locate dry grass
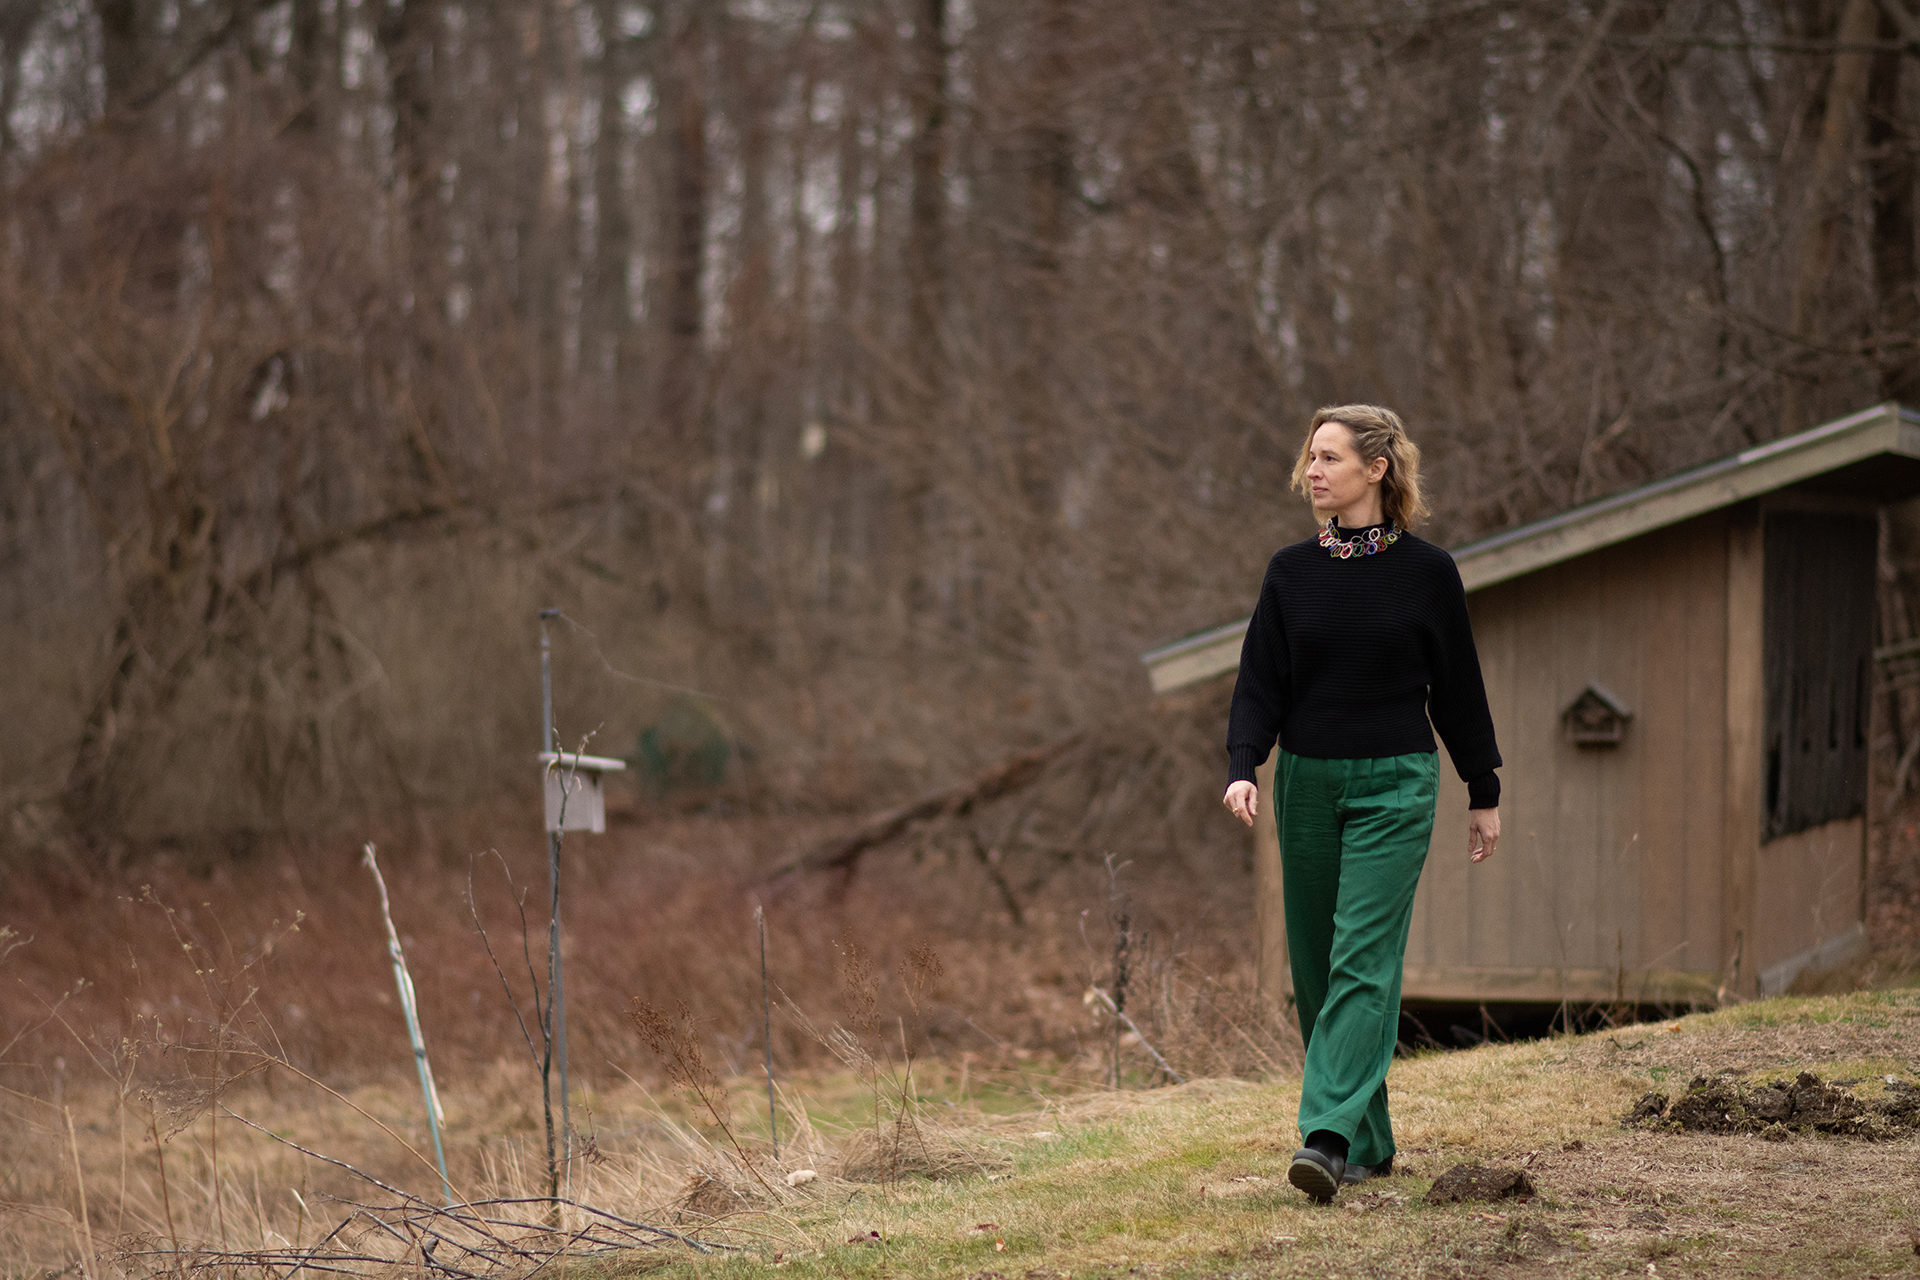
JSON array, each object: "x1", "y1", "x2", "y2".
[
  {"x1": 0, "y1": 811, "x2": 1270, "y2": 1080},
  {"x1": 9, "y1": 983, "x2": 1920, "y2": 1277},
  {"x1": 0, "y1": 682, "x2": 1266, "y2": 1084},
  {"x1": 9, "y1": 787, "x2": 1920, "y2": 1277},
  {"x1": 0, "y1": 1036, "x2": 1091, "y2": 1274},
  {"x1": 0, "y1": 793, "x2": 1295, "y2": 1276},
  {"x1": 629, "y1": 991, "x2": 1920, "y2": 1280}
]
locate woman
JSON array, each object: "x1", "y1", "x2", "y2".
[{"x1": 1223, "y1": 404, "x2": 1502, "y2": 1203}]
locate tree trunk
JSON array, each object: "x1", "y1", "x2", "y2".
[
  {"x1": 98, "y1": 0, "x2": 143, "y2": 119},
  {"x1": 287, "y1": 0, "x2": 325, "y2": 132},
  {"x1": 1781, "y1": 0, "x2": 1881, "y2": 433},
  {"x1": 906, "y1": 0, "x2": 947, "y2": 378},
  {"x1": 659, "y1": 0, "x2": 708, "y2": 454},
  {"x1": 0, "y1": 3, "x2": 44, "y2": 165},
  {"x1": 376, "y1": 0, "x2": 440, "y2": 255},
  {"x1": 1005, "y1": 0, "x2": 1075, "y2": 525},
  {"x1": 592, "y1": 0, "x2": 638, "y2": 408},
  {"x1": 1869, "y1": 2, "x2": 1920, "y2": 402}
]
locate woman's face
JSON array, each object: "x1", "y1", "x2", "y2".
[{"x1": 1304, "y1": 422, "x2": 1389, "y2": 517}]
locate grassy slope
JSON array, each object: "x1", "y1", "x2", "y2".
[{"x1": 645, "y1": 991, "x2": 1920, "y2": 1280}]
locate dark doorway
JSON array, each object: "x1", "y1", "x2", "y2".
[{"x1": 1762, "y1": 509, "x2": 1877, "y2": 841}]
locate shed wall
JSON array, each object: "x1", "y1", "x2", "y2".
[
  {"x1": 1405, "y1": 511, "x2": 1731, "y2": 1001},
  {"x1": 1751, "y1": 816, "x2": 1865, "y2": 987}
]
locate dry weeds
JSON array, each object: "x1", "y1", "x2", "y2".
[
  {"x1": 9, "y1": 989, "x2": 1919, "y2": 1277},
  {"x1": 622, "y1": 990, "x2": 1920, "y2": 1280},
  {"x1": 9, "y1": 798, "x2": 1920, "y2": 1278},
  {"x1": 0, "y1": 689, "x2": 1274, "y2": 1086},
  {"x1": 0, "y1": 800, "x2": 1292, "y2": 1275}
]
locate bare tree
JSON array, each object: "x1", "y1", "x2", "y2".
[{"x1": 3, "y1": 0, "x2": 1920, "y2": 847}]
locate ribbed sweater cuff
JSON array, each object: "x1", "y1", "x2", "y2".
[
  {"x1": 1227, "y1": 745, "x2": 1267, "y2": 787},
  {"x1": 1467, "y1": 770, "x2": 1501, "y2": 810}
]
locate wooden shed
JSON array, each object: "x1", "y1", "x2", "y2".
[{"x1": 1143, "y1": 403, "x2": 1920, "y2": 1006}]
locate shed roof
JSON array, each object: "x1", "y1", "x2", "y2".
[{"x1": 1142, "y1": 401, "x2": 1920, "y2": 694}]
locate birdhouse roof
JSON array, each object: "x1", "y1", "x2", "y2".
[
  {"x1": 1562, "y1": 682, "x2": 1633, "y2": 721},
  {"x1": 538, "y1": 751, "x2": 628, "y2": 773}
]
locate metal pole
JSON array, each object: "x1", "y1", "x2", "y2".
[
  {"x1": 541, "y1": 613, "x2": 555, "y2": 756},
  {"x1": 551, "y1": 823, "x2": 569, "y2": 1189},
  {"x1": 539, "y1": 610, "x2": 571, "y2": 1192},
  {"x1": 757, "y1": 905, "x2": 778, "y2": 1159}
]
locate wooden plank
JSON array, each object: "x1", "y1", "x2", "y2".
[
  {"x1": 1502, "y1": 561, "x2": 1566, "y2": 971},
  {"x1": 1428, "y1": 765, "x2": 1472, "y2": 953},
  {"x1": 1401, "y1": 964, "x2": 1722, "y2": 1005},
  {"x1": 1145, "y1": 633, "x2": 1243, "y2": 693},
  {"x1": 1591, "y1": 538, "x2": 1645, "y2": 982},
  {"x1": 1555, "y1": 552, "x2": 1608, "y2": 970},
  {"x1": 1466, "y1": 578, "x2": 1518, "y2": 948},
  {"x1": 1636, "y1": 522, "x2": 1694, "y2": 974},
  {"x1": 1757, "y1": 921, "x2": 1868, "y2": 995},
  {"x1": 1750, "y1": 815, "x2": 1866, "y2": 974},
  {"x1": 1253, "y1": 750, "x2": 1288, "y2": 1010},
  {"x1": 1414, "y1": 577, "x2": 1513, "y2": 969},
  {"x1": 1485, "y1": 573, "x2": 1543, "y2": 971},
  {"x1": 1723, "y1": 505, "x2": 1766, "y2": 997},
  {"x1": 1682, "y1": 512, "x2": 1730, "y2": 974}
]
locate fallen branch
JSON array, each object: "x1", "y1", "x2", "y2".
[
  {"x1": 1087, "y1": 986, "x2": 1185, "y2": 1084},
  {"x1": 124, "y1": 1187, "x2": 734, "y2": 1280},
  {"x1": 761, "y1": 736, "x2": 1080, "y2": 887},
  {"x1": 120, "y1": 1250, "x2": 391, "y2": 1278},
  {"x1": 456, "y1": 1196, "x2": 728, "y2": 1250}
]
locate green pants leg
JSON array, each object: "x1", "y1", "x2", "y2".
[{"x1": 1275, "y1": 750, "x2": 1437, "y2": 1168}]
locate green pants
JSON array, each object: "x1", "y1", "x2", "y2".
[{"x1": 1275, "y1": 749, "x2": 1437, "y2": 1168}]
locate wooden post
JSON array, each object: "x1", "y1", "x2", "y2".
[
  {"x1": 1722, "y1": 508, "x2": 1765, "y2": 999},
  {"x1": 1253, "y1": 750, "x2": 1290, "y2": 1011}
]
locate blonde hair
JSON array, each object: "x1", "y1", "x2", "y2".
[{"x1": 1290, "y1": 403, "x2": 1431, "y2": 530}]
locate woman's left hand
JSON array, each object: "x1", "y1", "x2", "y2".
[{"x1": 1468, "y1": 807, "x2": 1500, "y2": 863}]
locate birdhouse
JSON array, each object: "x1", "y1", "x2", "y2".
[
  {"x1": 538, "y1": 752, "x2": 627, "y2": 833},
  {"x1": 1561, "y1": 683, "x2": 1633, "y2": 746}
]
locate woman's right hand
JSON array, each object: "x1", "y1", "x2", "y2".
[{"x1": 1224, "y1": 780, "x2": 1259, "y2": 827}]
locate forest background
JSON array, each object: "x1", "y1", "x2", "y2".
[{"x1": 9, "y1": 0, "x2": 1920, "y2": 1080}]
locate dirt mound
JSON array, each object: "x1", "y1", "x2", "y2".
[
  {"x1": 1422, "y1": 1163, "x2": 1537, "y2": 1204},
  {"x1": 1625, "y1": 1070, "x2": 1920, "y2": 1140}
]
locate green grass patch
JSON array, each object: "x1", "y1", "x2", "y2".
[{"x1": 625, "y1": 993, "x2": 1920, "y2": 1279}]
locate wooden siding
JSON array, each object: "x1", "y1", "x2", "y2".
[
  {"x1": 1399, "y1": 964, "x2": 1721, "y2": 1005},
  {"x1": 1405, "y1": 511, "x2": 1731, "y2": 996},
  {"x1": 1750, "y1": 815, "x2": 1866, "y2": 979},
  {"x1": 1723, "y1": 508, "x2": 1766, "y2": 997}
]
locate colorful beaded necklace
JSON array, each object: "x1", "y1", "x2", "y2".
[{"x1": 1318, "y1": 518, "x2": 1401, "y2": 560}]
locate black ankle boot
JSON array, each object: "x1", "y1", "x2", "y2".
[
  {"x1": 1288, "y1": 1132, "x2": 1348, "y2": 1203},
  {"x1": 1307, "y1": 1130, "x2": 1349, "y2": 1161},
  {"x1": 1342, "y1": 1153, "x2": 1393, "y2": 1184}
]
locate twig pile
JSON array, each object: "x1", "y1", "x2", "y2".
[{"x1": 118, "y1": 1193, "x2": 730, "y2": 1278}]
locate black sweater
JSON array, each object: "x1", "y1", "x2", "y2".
[{"x1": 1226, "y1": 526, "x2": 1503, "y2": 809}]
